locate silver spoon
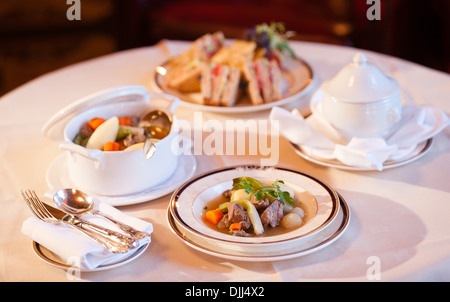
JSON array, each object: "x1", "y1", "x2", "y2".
[
  {"x1": 138, "y1": 109, "x2": 172, "y2": 160},
  {"x1": 143, "y1": 138, "x2": 157, "y2": 159},
  {"x1": 53, "y1": 189, "x2": 150, "y2": 240},
  {"x1": 139, "y1": 109, "x2": 173, "y2": 140}
]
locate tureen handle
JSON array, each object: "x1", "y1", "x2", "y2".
[
  {"x1": 58, "y1": 142, "x2": 105, "y2": 170},
  {"x1": 146, "y1": 92, "x2": 180, "y2": 113}
]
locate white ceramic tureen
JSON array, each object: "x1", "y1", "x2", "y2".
[
  {"x1": 43, "y1": 85, "x2": 180, "y2": 196},
  {"x1": 320, "y1": 52, "x2": 402, "y2": 138}
]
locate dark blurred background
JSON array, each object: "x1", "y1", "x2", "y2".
[{"x1": 1, "y1": 0, "x2": 449, "y2": 96}]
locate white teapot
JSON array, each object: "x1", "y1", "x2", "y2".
[{"x1": 320, "y1": 52, "x2": 402, "y2": 138}]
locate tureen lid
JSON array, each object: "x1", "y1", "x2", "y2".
[
  {"x1": 42, "y1": 85, "x2": 150, "y2": 140},
  {"x1": 42, "y1": 85, "x2": 180, "y2": 141},
  {"x1": 322, "y1": 52, "x2": 399, "y2": 103}
]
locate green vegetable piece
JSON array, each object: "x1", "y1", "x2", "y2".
[
  {"x1": 73, "y1": 133, "x2": 89, "y2": 147},
  {"x1": 232, "y1": 177, "x2": 264, "y2": 193},
  {"x1": 232, "y1": 177, "x2": 294, "y2": 206}
]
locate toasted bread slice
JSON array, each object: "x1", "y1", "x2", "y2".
[
  {"x1": 212, "y1": 40, "x2": 256, "y2": 70},
  {"x1": 220, "y1": 67, "x2": 241, "y2": 106},
  {"x1": 242, "y1": 61, "x2": 264, "y2": 105},
  {"x1": 201, "y1": 63, "x2": 241, "y2": 106},
  {"x1": 165, "y1": 32, "x2": 225, "y2": 92},
  {"x1": 269, "y1": 59, "x2": 283, "y2": 101},
  {"x1": 211, "y1": 65, "x2": 230, "y2": 105},
  {"x1": 164, "y1": 59, "x2": 202, "y2": 92},
  {"x1": 254, "y1": 58, "x2": 272, "y2": 102},
  {"x1": 196, "y1": 31, "x2": 225, "y2": 60},
  {"x1": 200, "y1": 62, "x2": 213, "y2": 102},
  {"x1": 243, "y1": 57, "x2": 283, "y2": 104}
]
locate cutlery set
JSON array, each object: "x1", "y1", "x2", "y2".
[{"x1": 21, "y1": 189, "x2": 150, "y2": 254}]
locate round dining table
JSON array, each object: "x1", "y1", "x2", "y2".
[{"x1": 1, "y1": 39, "x2": 449, "y2": 283}]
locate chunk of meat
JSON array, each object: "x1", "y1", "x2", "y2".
[
  {"x1": 250, "y1": 195, "x2": 269, "y2": 210},
  {"x1": 123, "y1": 132, "x2": 146, "y2": 147},
  {"x1": 260, "y1": 200, "x2": 284, "y2": 228},
  {"x1": 222, "y1": 189, "x2": 232, "y2": 199},
  {"x1": 217, "y1": 202, "x2": 251, "y2": 231},
  {"x1": 79, "y1": 123, "x2": 94, "y2": 138},
  {"x1": 231, "y1": 230, "x2": 250, "y2": 237},
  {"x1": 227, "y1": 202, "x2": 251, "y2": 230}
]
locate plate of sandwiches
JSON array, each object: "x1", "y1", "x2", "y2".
[{"x1": 153, "y1": 24, "x2": 315, "y2": 113}]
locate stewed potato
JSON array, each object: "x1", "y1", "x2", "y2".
[
  {"x1": 290, "y1": 207, "x2": 305, "y2": 218},
  {"x1": 281, "y1": 212, "x2": 303, "y2": 229}
]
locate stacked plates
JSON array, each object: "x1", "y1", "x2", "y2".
[{"x1": 167, "y1": 166, "x2": 350, "y2": 261}]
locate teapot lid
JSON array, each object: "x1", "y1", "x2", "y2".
[{"x1": 322, "y1": 52, "x2": 399, "y2": 103}]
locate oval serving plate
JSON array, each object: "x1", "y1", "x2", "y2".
[
  {"x1": 169, "y1": 166, "x2": 339, "y2": 250},
  {"x1": 153, "y1": 57, "x2": 314, "y2": 113}
]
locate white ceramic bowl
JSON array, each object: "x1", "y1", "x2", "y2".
[
  {"x1": 44, "y1": 85, "x2": 181, "y2": 196},
  {"x1": 169, "y1": 166, "x2": 340, "y2": 256},
  {"x1": 321, "y1": 53, "x2": 402, "y2": 138}
]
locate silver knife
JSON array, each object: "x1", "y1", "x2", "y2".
[{"x1": 43, "y1": 202, "x2": 139, "y2": 254}]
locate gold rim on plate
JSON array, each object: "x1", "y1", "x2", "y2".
[
  {"x1": 167, "y1": 192, "x2": 350, "y2": 261},
  {"x1": 169, "y1": 165, "x2": 340, "y2": 246}
]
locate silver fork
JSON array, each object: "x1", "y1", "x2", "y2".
[{"x1": 22, "y1": 190, "x2": 134, "y2": 254}]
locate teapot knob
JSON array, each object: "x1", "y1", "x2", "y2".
[{"x1": 353, "y1": 52, "x2": 367, "y2": 65}]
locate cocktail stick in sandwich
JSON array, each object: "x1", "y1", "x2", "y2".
[
  {"x1": 201, "y1": 63, "x2": 241, "y2": 106},
  {"x1": 243, "y1": 57, "x2": 282, "y2": 104},
  {"x1": 164, "y1": 32, "x2": 225, "y2": 92}
]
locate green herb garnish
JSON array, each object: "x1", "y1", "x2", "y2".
[
  {"x1": 245, "y1": 22, "x2": 297, "y2": 59},
  {"x1": 232, "y1": 177, "x2": 294, "y2": 206}
]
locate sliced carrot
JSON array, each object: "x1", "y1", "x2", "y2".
[
  {"x1": 229, "y1": 223, "x2": 242, "y2": 231},
  {"x1": 205, "y1": 209, "x2": 224, "y2": 225},
  {"x1": 87, "y1": 117, "x2": 106, "y2": 130},
  {"x1": 118, "y1": 116, "x2": 132, "y2": 126},
  {"x1": 103, "y1": 141, "x2": 120, "y2": 151}
]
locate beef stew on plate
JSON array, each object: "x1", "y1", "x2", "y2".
[{"x1": 202, "y1": 176, "x2": 311, "y2": 237}]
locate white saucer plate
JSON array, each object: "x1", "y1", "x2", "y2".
[
  {"x1": 46, "y1": 153, "x2": 197, "y2": 206},
  {"x1": 288, "y1": 88, "x2": 435, "y2": 171},
  {"x1": 32, "y1": 241, "x2": 150, "y2": 272},
  {"x1": 290, "y1": 139, "x2": 432, "y2": 171}
]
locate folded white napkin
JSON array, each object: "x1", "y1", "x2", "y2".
[
  {"x1": 270, "y1": 90, "x2": 449, "y2": 170},
  {"x1": 21, "y1": 199, "x2": 153, "y2": 271}
]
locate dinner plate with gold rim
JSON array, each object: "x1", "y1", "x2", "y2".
[
  {"x1": 167, "y1": 193, "x2": 350, "y2": 261},
  {"x1": 169, "y1": 165, "x2": 340, "y2": 251},
  {"x1": 152, "y1": 57, "x2": 314, "y2": 113},
  {"x1": 290, "y1": 138, "x2": 433, "y2": 171},
  {"x1": 32, "y1": 241, "x2": 150, "y2": 272}
]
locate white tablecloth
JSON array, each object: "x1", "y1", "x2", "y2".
[{"x1": 1, "y1": 40, "x2": 449, "y2": 282}]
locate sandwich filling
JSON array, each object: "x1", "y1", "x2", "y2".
[{"x1": 201, "y1": 63, "x2": 241, "y2": 107}]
